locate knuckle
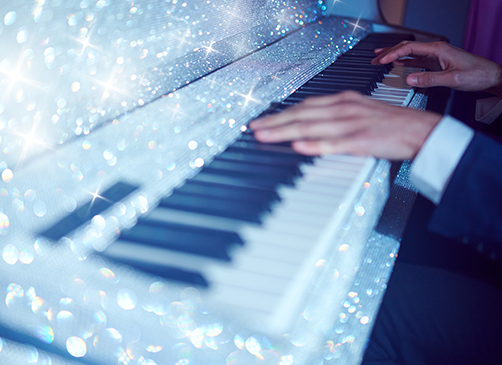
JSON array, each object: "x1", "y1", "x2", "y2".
[{"x1": 420, "y1": 73, "x2": 435, "y2": 86}]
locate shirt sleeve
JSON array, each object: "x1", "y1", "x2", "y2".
[{"x1": 410, "y1": 116, "x2": 474, "y2": 204}]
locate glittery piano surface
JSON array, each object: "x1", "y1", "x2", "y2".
[{"x1": 0, "y1": 1, "x2": 403, "y2": 364}]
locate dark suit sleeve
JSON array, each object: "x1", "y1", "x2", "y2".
[{"x1": 427, "y1": 132, "x2": 502, "y2": 259}]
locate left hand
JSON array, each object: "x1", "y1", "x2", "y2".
[{"x1": 249, "y1": 91, "x2": 442, "y2": 160}]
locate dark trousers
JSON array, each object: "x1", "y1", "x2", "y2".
[{"x1": 362, "y1": 195, "x2": 502, "y2": 365}]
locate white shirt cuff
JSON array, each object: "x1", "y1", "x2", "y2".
[
  {"x1": 410, "y1": 116, "x2": 474, "y2": 204},
  {"x1": 476, "y1": 97, "x2": 502, "y2": 124}
]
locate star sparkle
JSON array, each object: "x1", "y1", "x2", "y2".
[
  {"x1": 0, "y1": 56, "x2": 44, "y2": 105},
  {"x1": 347, "y1": 14, "x2": 364, "y2": 35},
  {"x1": 7, "y1": 122, "x2": 55, "y2": 168},
  {"x1": 82, "y1": 186, "x2": 113, "y2": 218}
]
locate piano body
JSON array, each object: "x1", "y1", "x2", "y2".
[{"x1": 0, "y1": 1, "x2": 446, "y2": 364}]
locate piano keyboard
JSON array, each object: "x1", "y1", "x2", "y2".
[{"x1": 90, "y1": 32, "x2": 420, "y2": 332}]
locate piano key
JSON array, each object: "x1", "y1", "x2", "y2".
[
  {"x1": 192, "y1": 170, "x2": 283, "y2": 190},
  {"x1": 216, "y1": 150, "x2": 308, "y2": 167},
  {"x1": 107, "y1": 239, "x2": 299, "y2": 279},
  {"x1": 176, "y1": 180, "x2": 281, "y2": 203},
  {"x1": 208, "y1": 159, "x2": 302, "y2": 178},
  {"x1": 318, "y1": 69, "x2": 384, "y2": 80},
  {"x1": 39, "y1": 181, "x2": 140, "y2": 241},
  {"x1": 300, "y1": 83, "x2": 374, "y2": 93},
  {"x1": 102, "y1": 253, "x2": 210, "y2": 287},
  {"x1": 308, "y1": 78, "x2": 378, "y2": 90},
  {"x1": 202, "y1": 166, "x2": 296, "y2": 187},
  {"x1": 159, "y1": 192, "x2": 271, "y2": 223},
  {"x1": 142, "y1": 207, "x2": 316, "y2": 252},
  {"x1": 119, "y1": 221, "x2": 242, "y2": 260},
  {"x1": 225, "y1": 145, "x2": 315, "y2": 163},
  {"x1": 157, "y1": 192, "x2": 269, "y2": 223}
]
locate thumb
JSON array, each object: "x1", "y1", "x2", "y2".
[{"x1": 407, "y1": 71, "x2": 453, "y2": 88}]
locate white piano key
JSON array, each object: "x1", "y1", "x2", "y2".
[
  {"x1": 277, "y1": 187, "x2": 343, "y2": 206},
  {"x1": 266, "y1": 207, "x2": 330, "y2": 228},
  {"x1": 209, "y1": 285, "x2": 280, "y2": 313},
  {"x1": 239, "y1": 227, "x2": 319, "y2": 250},
  {"x1": 278, "y1": 181, "x2": 348, "y2": 199},
  {"x1": 206, "y1": 267, "x2": 290, "y2": 295}
]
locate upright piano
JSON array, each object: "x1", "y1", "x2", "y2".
[{"x1": 0, "y1": 1, "x2": 446, "y2": 364}]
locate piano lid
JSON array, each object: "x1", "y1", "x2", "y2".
[{"x1": 0, "y1": 0, "x2": 325, "y2": 169}]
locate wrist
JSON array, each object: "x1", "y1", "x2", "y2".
[{"x1": 485, "y1": 63, "x2": 502, "y2": 98}]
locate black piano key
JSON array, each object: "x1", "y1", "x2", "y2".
[
  {"x1": 227, "y1": 140, "x2": 313, "y2": 159},
  {"x1": 40, "y1": 181, "x2": 140, "y2": 241},
  {"x1": 299, "y1": 84, "x2": 374, "y2": 94},
  {"x1": 216, "y1": 149, "x2": 308, "y2": 167},
  {"x1": 192, "y1": 171, "x2": 282, "y2": 191},
  {"x1": 202, "y1": 166, "x2": 296, "y2": 187},
  {"x1": 309, "y1": 75, "x2": 378, "y2": 88},
  {"x1": 177, "y1": 180, "x2": 281, "y2": 204},
  {"x1": 317, "y1": 70, "x2": 384, "y2": 82},
  {"x1": 120, "y1": 221, "x2": 241, "y2": 259},
  {"x1": 286, "y1": 86, "x2": 370, "y2": 100},
  {"x1": 326, "y1": 65, "x2": 387, "y2": 79},
  {"x1": 208, "y1": 159, "x2": 301, "y2": 179},
  {"x1": 100, "y1": 256, "x2": 209, "y2": 287},
  {"x1": 157, "y1": 191, "x2": 269, "y2": 222},
  {"x1": 225, "y1": 145, "x2": 315, "y2": 163}
]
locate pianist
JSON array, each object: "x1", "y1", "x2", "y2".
[{"x1": 250, "y1": 41, "x2": 502, "y2": 364}]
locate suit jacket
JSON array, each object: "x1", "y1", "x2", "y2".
[{"x1": 428, "y1": 132, "x2": 502, "y2": 260}]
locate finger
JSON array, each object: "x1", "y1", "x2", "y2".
[
  {"x1": 406, "y1": 70, "x2": 455, "y2": 88},
  {"x1": 391, "y1": 58, "x2": 428, "y2": 69},
  {"x1": 292, "y1": 137, "x2": 364, "y2": 156},
  {"x1": 254, "y1": 119, "x2": 358, "y2": 143},
  {"x1": 250, "y1": 92, "x2": 365, "y2": 130},
  {"x1": 373, "y1": 47, "x2": 388, "y2": 55},
  {"x1": 372, "y1": 41, "x2": 439, "y2": 65}
]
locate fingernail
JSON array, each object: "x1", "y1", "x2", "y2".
[
  {"x1": 408, "y1": 75, "x2": 418, "y2": 86},
  {"x1": 248, "y1": 120, "x2": 260, "y2": 129},
  {"x1": 374, "y1": 48, "x2": 383, "y2": 53}
]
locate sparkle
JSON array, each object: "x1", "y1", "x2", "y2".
[
  {"x1": 0, "y1": 57, "x2": 44, "y2": 105},
  {"x1": 347, "y1": 14, "x2": 364, "y2": 35},
  {"x1": 7, "y1": 122, "x2": 55, "y2": 168},
  {"x1": 205, "y1": 77, "x2": 222, "y2": 89},
  {"x1": 235, "y1": 86, "x2": 263, "y2": 113},
  {"x1": 163, "y1": 102, "x2": 185, "y2": 122},
  {"x1": 82, "y1": 186, "x2": 113, "y2": 218},
  {"x1": 331, "y1": 0, "x2": 345, "y2": 7},
  {"x1": 272, "y1": 71, "x2": 284, "y2": 81},
  {"x1": 70, "y1": 27, "x2": 100, "y2": 55},
  {"x1": 88, "y1": 71, "x2": 132, "y2": 110},
  {"x1": 201, "y1": 40, "x2": 219, "y2": 55}
]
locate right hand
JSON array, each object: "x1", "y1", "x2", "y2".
[{"x1": 371, "y1": 41, "x2": 502, "y2": 97}]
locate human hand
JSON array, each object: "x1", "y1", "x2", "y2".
[
  {"x1": 372, "y1": 41, "x2": 502, "y2": 97},
  {"x1": 250, "y1": 91, "x2": 442, "y2": 160}
]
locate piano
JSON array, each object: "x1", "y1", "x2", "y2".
[{"x1": 0, "y1": 1, "x2": 447, "y2": 364}]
